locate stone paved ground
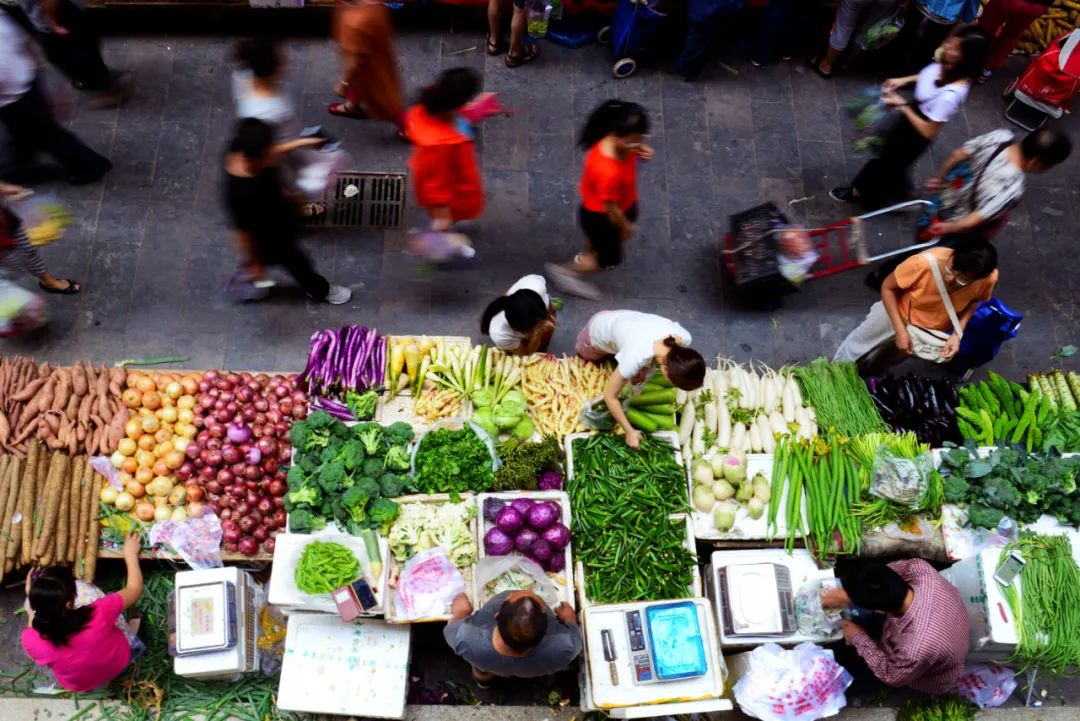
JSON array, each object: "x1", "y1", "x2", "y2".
[{"x1": 0, "y1": 7, "x2": 1077, "y2": 380}]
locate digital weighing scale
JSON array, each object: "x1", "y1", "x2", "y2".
[
  {"x1": 173, "y1": 567, "x2": 260, "y2": 680},
  {"x1": 718, "y1": 562, "x2": 797, "y2": 637},
  {"x1": 623, "y1": 601, "x2": 708, "y2": 684}
]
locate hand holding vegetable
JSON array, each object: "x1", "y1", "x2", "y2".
[
  {"x1": 624, "y1": 428, "x2": 642, "y2": 449},
  {"x1": 450, "y1": 592, "x2": 473, "y2": 620}
]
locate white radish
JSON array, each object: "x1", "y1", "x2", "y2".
[
  {"x1": 679, "y1": 400, "x2": 696, "y2": 444},
  {"x1": 768, "y1": 410, "x2": 785, "y2": 436},
  {"x1": 782, "y1": 378, "x2": 797, "y2": 423},
  {"x1": 676, "y1": 389, "x2": 688, "y2": 405},
  {"x1": 704, "y1": 402, "x2": 718, "y2": 435},
  {"x1": 758, "y1": 415, "x2": 776, "y2": 453},
  {"x1": 713, "y1": 368, "x2": 729, "y2": 401},
  {"x1": 790, "y1": 376, "x2": 804, "y2": 407},
  {"x1": 718, "y1": 406, "x2": 732, "y2": 448},
  {"x1": 748, "y1": 418, "x2": 763, "y2": 452},
  {"x1": 691, "y1": 422, "x2": 705, "y2": 457},
  {"x1": 731, "y1": 422, "x2": 746, "y2": 453}
]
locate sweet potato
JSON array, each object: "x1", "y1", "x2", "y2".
[
  {"x1": 35, "y1": 378, "x2": 55, "y2": 417},
  {"x1": 9, "y1": 377, "x2": 46, "y2": 404},
  {"x1": 64, "y1": 390, "x2": 79, "y2": 422},
  {"x1": 51, "y1": 370, "x2": 71, "y2": 412},
  {"x1": 0, "y1": 410, "x2": 9, "y2": 445},
  {"x1": 71, "y1": 362, "x2": 88, "y2": 398},
  {"x1": 41, "y1": 412, "x2": 60, "y2": 437},
  {"x1": 107, "y1": 408, "x2": 128, "y2": 451},
  {"x1": 108, "y1": 368, "x2": 125, "y2": 398},
  {"x1": 77, "y1": 394, "x2": 92, "y2": 427}
]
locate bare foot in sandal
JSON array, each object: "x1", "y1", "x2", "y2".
[{"x1": 505, "y1": 44, "x2": 539, "y2": 68}]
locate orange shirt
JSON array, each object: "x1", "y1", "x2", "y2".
[
  {"x1": 894, "y1": 248, "x2": 997, "y2": 331},
  {"x1": 579, "y1": 144, "x2": 638, "y2": 213},
  {"x1": 405, "y1": 104, "x2": 485, "y2": 222}
]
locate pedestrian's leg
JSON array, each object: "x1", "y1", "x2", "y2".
[
  {"x1": 983, "y1": 0, "x2": 1046, "y2": 71},
  {"x1": 0, "y1": 85, "x2": 111, "y2": 183},
  {"x1": 833, "y1": 301, "x2": 897, "y2": 362},
  {"x1": 506, "y1": 4, "x2": 538, "y2": 65},
  {"x1": 275, "y1": 243, "x2": 331, "y2": 301},
  {"x1": 752, "y1": 0, "x2": 796, "y2": 64},
  {"x1": 674, "y1": 19, "x2": 715, "y2": 80},
  {"x1": 487, "y1": 0, "x2": 504, "y2": 54},
  {"x1": 54, "y1": 0, "x2": 113, "y2": 90}
]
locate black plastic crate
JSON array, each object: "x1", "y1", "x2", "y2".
[{"x1": 726, "y1": 202, "x2": 790, "y2": 286}]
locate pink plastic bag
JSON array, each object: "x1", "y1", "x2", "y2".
[
  {"x1": 954, "y1": 663, "x2": 1017, "y2": 709},
  {"x1": 394, "y1": 547, "x2": 466, "y2": 620}
]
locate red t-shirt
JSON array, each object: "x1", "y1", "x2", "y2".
[
  {"x1": 22, "y1": 593, "x2": 131, "y2": 692},
  {"x1": 580, "y1": 144, "x2": 638, "y2": 213}
]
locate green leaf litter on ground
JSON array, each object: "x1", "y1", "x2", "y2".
[{"x1": 1051, "y1": 344, "x2": 1078, "y2": 360}]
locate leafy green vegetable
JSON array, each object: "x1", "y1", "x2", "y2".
[
  {"x1": 413, "y1": 425, "x2": 493, "y2": 496},
  {"x1": 492, "y1": 435, "x2": 560, "y2": 491},
  {"x1": 897, "y1": 696, "x2": 975, "y2": 721}
]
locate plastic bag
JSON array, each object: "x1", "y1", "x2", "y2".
[
  {"x1": 734, "y1": 642, "x2": 853, "y2": 721},
  {"x1": 794, "y1": 578, "x2": 843, "y2": 637},
  {"x1": 257, "y1": 604, "x2": 288, "y2": 677},
  {"x1": 955, "y1": 663, "x2": 1017, "y2": 708},
  {"x1": 475, "y1": 554, "x2": 561, "y2": 606},
  {"x1": 394, "y1": 547, "x2": 466, "y2": 620},
  {"x1": 579, "y1": 396, "x2": 615, "y2": 431},
  {"x1": 857, "y1": 6, "x2": 905, "y2": 52},
  {"x1": 9, "y1": 194, "x2": 71, "y2": 247},
  {"x1": 293, "y1": 146, "x2": 350, "y2": 202},
  {"x1": 869, "y1": 447, "x2": 933, "y2": 508},
  {"x1": 844, "y1": 88, "x2": 890, "y2": 156},
  {"x1": 776, "y1": 225, "x2": 820, "y2": 285},
  {"x1": 0, "y1": 273, "x2": 46, "y2": 338},
  {"x1": 148, "y1": 512, "x2": 224, "y2": 569}
]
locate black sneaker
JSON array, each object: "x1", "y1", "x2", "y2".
[{"x1": 829, "y1": 186, "x2": 855, "y2": 202}]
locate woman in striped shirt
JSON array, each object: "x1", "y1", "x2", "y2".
[{"x1": 1, "y1": 183, "x2": 80, "y2": 294}]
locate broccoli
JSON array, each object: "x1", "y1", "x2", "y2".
[
  {"x1": 368, "y1": 498, "x2": 400, "y2": 533},
  {"x1": 337, "y1": 440, "x2": 365, "y2": 472},
  {"x1": 361, "y1": 457, "x2": 384, "y2": 478},
  {"x1": 317, "y1": 459, "x2": 347, "y2": 493},
  {"x1": 355, "y1": 423, "x2": 384, "y2": 457},
  {"x1": 355, "y1": 476, "x2": 381, "y2": 500},
  {"x1": 287, "y1": 482, "x2": 320, "y2": 507},
  {"x1": 342, "y1": 486, "x2": 371, "y2": 524},
  {"x1": 942, "y1": 474, "x2": 970, "y2": 504},
  {"x1": 379, "y1": 472, "x2": 407, "y2": 498},
  {"x1": 289, "y1": 508, "x2": 326, "y2": 534},
  {"x1": 977, "y1": 476, "x2": 1019, "y2": 508},
  {"x1": 384, "y1": 422, "x2": 415, "y2": 447},
  {"x1": 290, "y1": 410, "x2": 336, "y2": 451},
  {"x1": 967, "y1": 504, "x2": 1005, "y2": 530},
  {"x1": 383, "y1": 444, "x2": 411, "y2": 472},
  {"x1": 346, "y1": 389, "x2": 379, "y2": 421}
]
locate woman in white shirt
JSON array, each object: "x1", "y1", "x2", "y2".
[
  {"x1": 830, "y1": 26, "x2": 988, "y2": 208},
  {"x1": 480, "y1": 274, "x2": 556, "y2": 355},
  {"x1": 576, "y1": 311, "x2": 706, "y2": 449}
]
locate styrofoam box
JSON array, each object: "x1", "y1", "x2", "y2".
[
  {"x1": 475, "y1": 491, "x2": 575, "y2": 608},
  {"x1": 267, "y1": 530, "x2": 391, "y2": 616},
  {"x1": 686, "y1": 452, "x2": 807, "y2": 541},
  {"x1": 384, "y1": 493, "x2": 478, "y2": 624}
]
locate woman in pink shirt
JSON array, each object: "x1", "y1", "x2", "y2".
[{"x1": 22, "y1": 533, "x2": 144, "y2": 693}]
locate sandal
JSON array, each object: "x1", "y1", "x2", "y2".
[
  {"x1": 39, "y1": 279, "x2": 81, "y2": 295},
  {"x1": 505, "y1": 44, "x2": 539, "y2": 68},
  {"x1": 327, "y1": 101, "x2": 369, "y2": 119},
  {"x1": 808, "y1": 57, "x2": 833, "y2": 79},
  {"x1": 486, "y1": 34, "x2": 501, "y2": 56},
  {"x1": 301, "y1": 202, "x2": 326, "y2": 218}
]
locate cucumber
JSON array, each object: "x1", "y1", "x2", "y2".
[
  {"x1": 628, "y1": 390, "x2": 678, "y2": 407},
  {"x1": 646, "y1": 372, "x2": 674, "y2": 388},
  {"x1": 650, "y1": 413, "x2": 677, "y2": 431},
  {"x1": 625, "y1": 407, "x2": 659, "y2": 432}
]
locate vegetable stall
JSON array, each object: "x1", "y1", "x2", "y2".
[{"x1": 1, "y1": 335, "x2": 1079, "y2": 720}]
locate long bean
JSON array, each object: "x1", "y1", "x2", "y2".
[{"x1": 795, "y1": 359, "x2": 888, "y2": 437}]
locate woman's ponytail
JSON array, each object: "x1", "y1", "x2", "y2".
[
  {"x1": 480, "y1": 296, "x2": 513, "y2": 335},
  {"x1": 663, "y1": 337, "x2": 706, "y2": 391},
  {"x1": 28, "y1": 567, "x2": 94, "y2": 647}
]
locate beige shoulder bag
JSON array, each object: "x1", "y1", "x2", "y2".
[{"x1": 906, "y1": 252, "x2": 963, "y2": 363}]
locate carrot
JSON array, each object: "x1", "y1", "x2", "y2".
[
  {"x1": 9, "y1": 377, "x2": 46, "y2": 404},
  {"x1": 33, "y1": 452, "x2": 68, "y2": 560},
  {"x1": 71, "y1": 362, "x2": 88, "y2": 398}
]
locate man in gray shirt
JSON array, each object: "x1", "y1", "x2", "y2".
[{"x1": 443, "y1": 590, "x2": 582, "y2": 684}]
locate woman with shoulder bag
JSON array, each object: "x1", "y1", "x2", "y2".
[{"x1": 834, "y1": 244, "x2": 997, "y2": 377}]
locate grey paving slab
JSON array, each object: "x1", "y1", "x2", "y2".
[{"x1": 0, "y1": 18, "x2": 1076, "y2": 385}]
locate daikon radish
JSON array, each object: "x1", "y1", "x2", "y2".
[
  {"x1": 758, "y1": 415, "x2": 776, "y2": 453},
  {"x1": 704, "y1": 402, "x2": 718, "y2": 435},
  {"x1": 691, "y1": 422, "x2": 705, "y2": 456},
  {"x1": 713, "y1": 368, "x2": 728, "y2": 401},
  {"x1": 676, "y1": 389, "x2": 688, "y2": 405},
  {"x1": 717, "y1": 406, "x2": 732, "y2": 448},
  {"x1": 731, "y1": 422, "x2": 746, "y2": 453},
  {"x1": 679, "y1": 400, "x2": 696, "y2": 444},
  {"x1": 748, "y1": 418, "x2": 762, "y2": 452},
  {"x1": 782, "y1": 377, "x2": 797, "y2": 423},
  {"x1": 768, "y1": 411, "x2": 786, "y2": 436}
]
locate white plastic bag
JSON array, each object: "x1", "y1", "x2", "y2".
[
  {"x1": 794, "y1": 578, "x2": 843, "y2": 637},
  {"x1": 475, "y1": 554, "x2": 560, "y2": 606},
  {"x1": 734, "y1": 642, "x2": 853, "y2": 721},
  {"x1": 148, "y1": 511, "x2": 224, "y2": 569},
  {"x1": 394, "y1": 547, "x2": 466, "y2": 620},
  {"x1": 869, "y1": 447, "x2": 933, "y2": 508},
  {"x1": 954, "y1": 663, "x2": 1017, "y2": 708}
]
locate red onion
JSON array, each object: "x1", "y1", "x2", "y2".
[
  {"x1": 221, "y1": 445, "x2": 241, "y2": 465},
  {"x1": 246, "y1": 447, "x2": 262, "y2": 465},
  {"x1": 272, "y1": 509, "x2": 287, "y2": 527},
  {"x1": 256, "y1": 437, "x2": 275, "y2": 457},
  {"x1": 274, "y1": 421, "x2": 290, "y2": 437},
  {"x1": 185, "y1": 443, "x2": 202, "y2": 460},
  {"x1": 199, "y1": 466, "x2": 216, "y2": 482},
  {"x1": 261, "y1": 458, "x2": 277, "y2": 475},
  {"x1": 279, "y1": 399, "x2": 293, "y2": 416},
  {"x1": 205, "y1": 369, "x2": 220, "y2": 381},
  {"x1": 175, "y1": 463, "x2": 194, "y2": 481},
  {"x1": 230, "y1": 462, "x2": 245, "y2": 476},
  {"x1": 222, "y1": 527, "x2": 241, "y2": 544},
  {"x1": 268, "y1": 479, "x2": 287, "y2": 496},
  {"x1": 227, "y1": 422, "x2": 252, "y2": 444},
  {"x1": 238, "y1": 516, "x2": 257, "y2": 534},
  {"x1": 198, "y1": 394, "x2": 215, "y2": 410},
  {"x1": 254, "y1": 398, "x2": 269, "y2": 412},
  {"x1": 198, "y1": 380, "x2": 212, "y2": 393},
  {"x1": 223, "y1": 542, "x2": 239, "y2": 553},
  {"x1": 253, "y1": 525, "x2": 269, "y2": 542},
  {"x1": 241, "y1": 406, "x2": 257, "y2": 422},
  {"x1": 244, "y1": 465, "x2": 261, "y2": 481},
  {"x1": 257, "y1": 497, "x2": 274, "y2": 515},
  {"x1": 246, "y1": 490, "x2": 261, "y2": 506},
  {"x1": 273, "y1": 496, "x2": 285, "y2": 509},
  {"x1": 263, "y1": 537, "x2": 276, "y2": 554},
  {"x1": 273, "y1": 383, "x2": 289, "y2": 398},
  {"x1": 215, "y1": 408, "x2": 232, "y2": 424},
  {"x1": 292, "y1": 404, "x2": 308, "y2": 420},
  {"x1": 208, "y1": 423, "x2": 225, "y2": 439},
  {"x1": 238, "y1": 536, "x2": 260, "y2": 556}
]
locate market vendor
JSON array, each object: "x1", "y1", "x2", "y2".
[
  {"x1": 824, "y1": 557, "x2": 969, "y2": 694},
  {"x1": 21, "y1": 532, "x2": 145, "y2": 692},
  {"x1": 575, "y1": 310, "x2": 706, "y2": 449},
  {"x1": 480, "y1": 274, "x2": 556, "y2": 355},
  {"x1": 444, "y1": 590, "x2": 582, "y2": 685}
]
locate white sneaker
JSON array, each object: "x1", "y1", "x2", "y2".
[
  {"x1": 544, "y1": 263, "x2": 602, "y2": 301},
  {"x1": 325, "y1": 284, "x2": 352, "y2": 305}
]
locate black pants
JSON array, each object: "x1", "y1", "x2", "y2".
[
  {"x1": 852, "y1": 112, "x2": 931, "y2": 209},
  {"x1": 41, "y1": 0, "x2": 112, "y2": 90},
  {"x1": 0, "y1": 82, "x2": 111, "y2": 180},
  {"x1": 262, "y1": 241, "x2": 330, "y2": 301}
]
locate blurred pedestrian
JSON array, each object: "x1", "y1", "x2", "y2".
[
  {"x1": 674, "y1": 0, "x2": 744, "y2": 81},
  {"x1": 481, "y1": 274, "x2": 557, "y2": 354},
  {"x1": 0, "y1": 11, "x2": 111, "y2": 184},
  {"x1": 747, "y1": 0, "x2": 803, "y2": 67},
  {"x1": 329, "y1": 0, "x2": 405, "y2": 137},
  {"x1": 977, "y1": 0, "x2": 1054, "y2": 82},
  {"x1": 896, "y1": 0, "x2": 981, "y2": 72},
  {"x1": 546, "y1": 100, "x2": 651, "y2": 300},
  {"x1": 223, "y1": 119, "x2": 352, "y2": 305},
  {"x1": 487, "y1": 0, "x2": 538, "y2": 67},
  {"x1": 1, "y1": 182, "x2": 79, "y2": 293},
  {"x1": 831, "y1": 27, "x2": 988, "y2": 208},
  {"x1": 813, "y1": 0, "x2": 900, "y2": 77},
  {"x1": 835, "y1": 245, "x2": 997, "y2": 375},
  {"x1": 4, "y1": 0, "x2": 131, "y2": 107},
  {"x1": 404, "y1": 68, "x2": 485, "y2": 231}
]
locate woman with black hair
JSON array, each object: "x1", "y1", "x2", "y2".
[
  {"x1": 21, "y1": 533, "x2": 143, "y2": 692},
  {"x1": 576, "y1": 310, "x2": 705, "y2": 449},
  {"x1": 546, "y1": 100, "x2": 652, "y2": 300},
  {"x1": 404, "y1": 68, "x2": 485, "y2": 231},
  {"x1": 481, "y1": 274, "x2": 556, "y2": 355},
  {"x1": 830, "y1": 26, "x2": 989, "y2": 208}
]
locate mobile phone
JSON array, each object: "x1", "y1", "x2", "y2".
[
  {"x1": 994, "y1": 551, "x2": 1025, "y2": 587},
  {"x1": 351, "y1": 578, "x2": 378, "y2": 611}
]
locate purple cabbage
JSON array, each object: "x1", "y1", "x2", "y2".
[
  {"x1": 527, "y1": 538, "x2": 554, "y2": 564},
  {"x1": 483, "y1": 498, "x2": 507, "y2": 523},
  {"x1": 509, "y1": 498, "x2": 535, "y2": 516},
  {"x1": 484, "y1": 527, "x2": 514, "y2": 556},
  {"x1": 495, "y1": 506, "x2": 525, "y2": 535},
  {"x1": 546, "y1": 552, "x2": 566, "y2": 574},
  {"x1": 513, "y1": 528, "x2": 539, "y2": 554},
  {"x1": 537, "y1": 470, "x2": 563, "y2": 490},
  {"x1": 526, "y1": 502, "x2": 558, "y2": 531},
  {"x1": 541, "y1": 522, "x2": 570, "y2": 551}
]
